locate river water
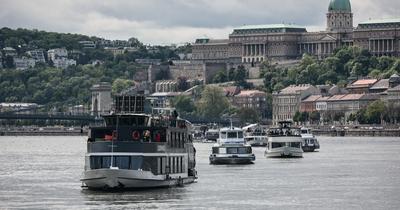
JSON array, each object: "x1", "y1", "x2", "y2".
[{"x1": 0, "y1": 136, "x2": 400, "y2": 209}]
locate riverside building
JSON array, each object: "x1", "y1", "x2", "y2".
[{"x1": 192, "y1": 0, "x2": 400, "y2": 64}]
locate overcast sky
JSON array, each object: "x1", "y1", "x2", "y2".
[{"x1": 0, "y1": 0, "x2": 399, "y2": 45}]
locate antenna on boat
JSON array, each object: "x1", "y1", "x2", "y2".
[{"x1": 110, "y1": 114, "x2": 118, "y2": 169}]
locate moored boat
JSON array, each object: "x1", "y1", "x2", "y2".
[
  {"x1": 265, "y1": 121, "x2": 303, "y2": 158},
  {"x1": 209, "y1": 126, "x2": 255, "y2": 164},
  {"x1": 243, "y1": 124, "x2": 268, "y2": 147},
  {"x1": 81, "y1": 95, "x2": 197, "y2": 190},
  {"x1": 300, "y1": 127, "x2": 320, "y2": 152}
]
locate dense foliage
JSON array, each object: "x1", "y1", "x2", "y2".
[
  {"x1": 349, "y1": 100, "x2": 400, "y2": 124},
  {"x1": 196, "y1": 86, "x2": 230, "y2": 119},
  {"x1": 0, "y1": 63, "x2": 145, "y2": 109},
  {"x1": 0, "y1": 28, "x2": 192, "y2": 110},
  {"x1": 260, "y1": 46, "x2": 400, "y2": 93},
  {"x1": 0, "y1": 27, "x2": 188, "y2": 63}
]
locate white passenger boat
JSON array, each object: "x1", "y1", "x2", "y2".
[
  {"x1": 205, "y1": 129, "x2": 219, "y2": 142},
  {"x1": 300, "y1": 127, "x2": 320, "y2": 152},
  {"x1": 209, "y1": 126, "x2": 255, "y2": 164},
  {"x1": 243, "y1": 124, "x2": 268, "y2": 147},
  {"x1": 265, "y1": 121, "x2": 303, "y2": 158}
]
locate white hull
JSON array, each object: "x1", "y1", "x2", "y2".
[
  {"x1": 245, "y1": 136, "x2": 268, "y2": 147},
  {"x1": 247, "y1": 140, "x2": 266, "y2": 147},
  {"x1": 265, "y1": 147, "x2": 303, "y2": 158},
  {"x1": 81, "y1": 169, "x2": 195, "y2": 189}
]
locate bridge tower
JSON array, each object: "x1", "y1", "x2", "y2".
[{"x1": 90, "y1": 82, "x2": 112, "y2": 117}]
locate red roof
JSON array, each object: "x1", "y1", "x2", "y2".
[
  {"x1": 347, "y1": 79, "x2": 378, "y2": 88},
  {"x1": 237, "y1": 90, "x2": 266, "y2": 97},
  {"x1": 370, "y1": 79, "x2": 389, "y2": 90},
  {"x1": 302, "y1": 95, "x2": 322, "y2": 102},
  {"x1": 280, "y1": 84, "x2": 313, "y2": 93}
]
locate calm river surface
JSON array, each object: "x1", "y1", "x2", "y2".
[{"x1": 0, "y1": 136, "x2": 400, "y2": 209}]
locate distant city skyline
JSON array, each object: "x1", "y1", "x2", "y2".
[{"x1": 0, "y1": 0, "x2": 399, "y2": 45}]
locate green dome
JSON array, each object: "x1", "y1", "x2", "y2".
[{"x1": 328, "y1": 0, "x2": 351, "y2": 12}]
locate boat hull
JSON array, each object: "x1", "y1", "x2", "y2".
[
  {"x1": 209, "y1": 154, "x2": 255, "y2": 164},
  {"x1": 302, "y1": 145, "x2": 319, "y2": 152},
  {"x1": 247, "y1": 140, "x2": 266, "y2": 147},
  {"x1": 245, "y1": 137, "x2": 267, "y2": 147},
  {"x1": 81, "y1": 169, "x2": 195, "y2": 190},
  {"x1": 302, "y1": 140, "x2": 320, "y2": 152},
  {"x1": 265, "y1": 147, "x2": 303, "y2": 158}
]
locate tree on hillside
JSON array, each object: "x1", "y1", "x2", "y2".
[
  {"x1": 177, "y1": 76, "x2": 189, "y2": 91},
  {"x1": 212, "y1": 70, "x2": 227, "y2": 83},
  {"x1": 234, "y1": 65, "x2": 248, "y2": 87},
  {"x1": 309, "y1": 111, "x2": 321, "y2": 124},
  {"x1": 196, "y1": 86, "x2": 230, "y2": 118},
  {"x1": 172, "y1": 95, "x2": 195, "y2": 114},
  {"x1": 112, "y1": 79, "x2": 133, "y2": 94},
  {"x1": 365, "y1": 100, "x2": 385, "y2": 124},
  {"x1": 237, "y1": 107, "x2": 260, "y2": 124}
]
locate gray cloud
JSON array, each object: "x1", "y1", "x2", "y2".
[{"x1": 0, "y1": 0, "x2": 399, "y2": 45}]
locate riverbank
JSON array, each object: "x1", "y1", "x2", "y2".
[
  {"x1": 0, "y1": 127, "x2": 88, "y2": 136},
  {"x1": 313, "y1": 129, "x2": 400, "y2": 137},
  {"x1": 1, "y1": 130, "x2": 87, "y2": 136},
  {"x1": 1, "y1": 127, "x2": 399, "y2": 137}
]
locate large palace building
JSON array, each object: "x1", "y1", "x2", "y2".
[{"x1": 192, "y1": 0, "x2": 400, "y2": 64}]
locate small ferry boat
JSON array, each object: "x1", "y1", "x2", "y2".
[
  {"x1": 243, "y1": 124, "x2": 268, "y2": 147},
  {"x1": 205, "y1": 129, "x2": 219, "y2": 142},
  {"x1": 81, "y1": 96, "x2": 197, "y2": 190},
  {"x1": 209, "y1": 126, "x2": 255, "y2": 164},
  {"x1": 300, "y1": 127, "x2": 320, "y2": 152},
  {"x1": 265, "y1": 121, "x2": 303, "y2": 158}
]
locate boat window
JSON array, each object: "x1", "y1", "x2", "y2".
[
  {"x1": 220, "y1": 132, "x2": 227, "y2": 139},
  {"x1": 272, "y1": 142, "x2": 285, "y2": 148},
  {"x1": 142, "y1": 157, "x2": 158, "y2": 174},
  {"x1": 301, "y1": 130, "x2": 308, "y2": 134},
  {"x1": 131, "y1": 156, "x2": 143, "y2": 170},
  {"x1": 168, "y1": 157, "x2": 172, "y2": 174},
  {"x1": 90, "y1": 156, "x2": 102, "y2": 169},
  {"x1": 227, "y1": 132, "x2": 237, "y2": 138},
  {"x1": 238, "y1": 147, "x2": 248, "y2": 154},
  {"x1": 120, "y1": 117, "x2": 131, "y2": 126},
  {"x1": 102, "y1": 156, "x2": 111, "y2": 168},
  {"x1": 212, "y1": 147, "x2": 219, "y2": 154},
  {"x1": 180, "y1": 157, "x2": 183, "y2": 173},
  {"x1": 290, "y1": 142, "x2": 301, "y2": 148},
  {"x1": 114, "y1": 156, "x2": 130, "y2": 169},
  {"x1": 219, "y1": 148, "x2": 226, "y2": 154},
  {"x1": 174, "y1": 157, "x2": 178, "y2": 173},
  {"x1": 157, "y1": 157, "x2": 167, "y2": 174},
  {"x1": 227, "y1": 147, "x2": 238, "y2": 154},
  {"x1": 238, "y1": 132, "x2": 243, "y2": 138}
]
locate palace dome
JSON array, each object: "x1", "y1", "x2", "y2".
[{"x1": 328, "y1": 0, "x2": 351, "y2": 12}]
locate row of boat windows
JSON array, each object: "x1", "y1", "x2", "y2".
[
  {"x1": 169, "y1": 131, "x2": 189, "y2": 148},
  {"x1": 220, "y1": 131, "x2": 244, "y2": 139},
  {"x1": 212, "y1": 147, "x2": 252, "y2": 154},
  {"x1": 89, "y1": 156, "x2": 185, "y2": 175},
  {"x1": 270, "y1": 142, "x2": 301, "y2": 148}
]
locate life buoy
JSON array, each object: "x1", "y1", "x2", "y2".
[
  {"x1": 132, "y1": 130, "x2": 140, "y2": 140},
  {"x1": 155, "y1": 132, "x2": 161, "y2": 142}
]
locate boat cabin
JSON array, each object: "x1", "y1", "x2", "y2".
[
  {"x1": 218, "y1": 127, "x2": 245, "y2": 145},
  {"x1": 268, "y1": 121, "x2": 301, "y2": 137},
  {"x1": 88, "y1": 114, "x2": 189, "y2": 144}
]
